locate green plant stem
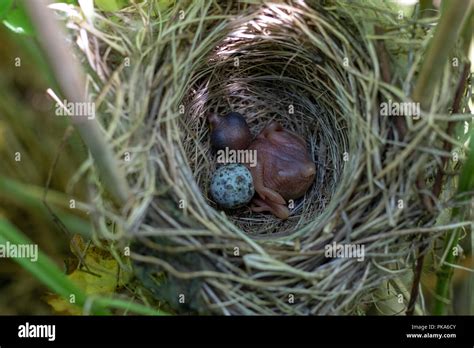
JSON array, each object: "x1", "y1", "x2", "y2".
[
  {"x1": 411, "y1": 0, "x2": 472, "y2": 109},
  {"x1": 433, "y1": 129, "x2": 474, "y2": 315},
  {"x1": 433, "y1": 229, "x2": 461, "y2": 314}
]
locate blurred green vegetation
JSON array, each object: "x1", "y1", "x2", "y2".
[{"x1": 0, "y1": 24, "x2": 91, "y2": 314}]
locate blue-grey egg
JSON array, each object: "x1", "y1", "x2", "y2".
[{"x1": 210, "y1": 163, "x2": 254, "y2": 209}]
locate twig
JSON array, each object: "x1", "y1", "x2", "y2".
[
  {"x1": 41, "y1": 122, "x2": 94, "y2": 275},
  {"x1": 406, "y1": 243, "x2": 426, "y2": 315}
]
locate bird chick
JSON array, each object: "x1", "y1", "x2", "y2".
[{"x1": 246, "y1": 121, "x2": 316, "y2": 220}]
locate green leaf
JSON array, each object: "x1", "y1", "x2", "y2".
[
  {"x1": 0, "y1": 217, "x2": 168, "y2": 316},
  {"x1": 0, "y1": 217, "x2": 109, "y2": 315},
  {"x1": 2, "y1": 7, "x2": 34, "y2": 35},
  {"x1": 95, "y1": 0, "x2": 128, "y2": 12},
  {"x1": 0, "y1": 0, "x2": 13, "y2": 19}
]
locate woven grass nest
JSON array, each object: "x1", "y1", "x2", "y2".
[{"x1": 67, "y1": 0, "x2": 470, "y2": 314}]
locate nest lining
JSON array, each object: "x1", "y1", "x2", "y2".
[
  {"x1": 183, "y1": 36, "x2": 347, "y2": 236},
  {"x1": 68, "y1": 0, "x2": 470, "y2": 315}
]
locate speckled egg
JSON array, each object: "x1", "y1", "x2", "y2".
[{"x1": 210, "y1": 163, "x2": 254, "y2": 209}]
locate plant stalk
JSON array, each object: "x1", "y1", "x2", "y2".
[
  {"x1": 411, "y1": 0, "x2": 472, "y2": 109},
  {"x1": 21, "y1": 0, "x2": 130, "y2": 207}
]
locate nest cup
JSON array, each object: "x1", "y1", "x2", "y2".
[
  {"x1": 73, "y1": 1, "x2": 468, "y2": 314},
  {"x1": 184, "y1": 10, "x2": 348, "y2": 237}
]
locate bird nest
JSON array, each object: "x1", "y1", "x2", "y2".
[{"x1": 66, "y1": 0, "x2": 469, "y2": 314}]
